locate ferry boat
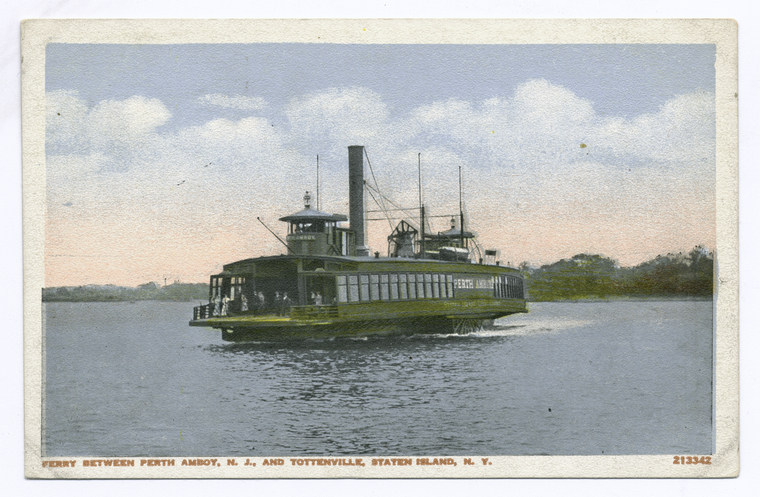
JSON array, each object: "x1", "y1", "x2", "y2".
[{"x1": 190, "y1": 146, "x2": 527, "y2": 341}]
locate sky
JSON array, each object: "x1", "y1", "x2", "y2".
[{"x1": 45, "y1": 43, "x2": 716, "y2": 287}]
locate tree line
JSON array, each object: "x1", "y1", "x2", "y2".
[
  {"x1": 522, "y1": 246, "x2": 713, "y2": 301},
  {"x1": 42, "y1": 246, "x2": 714, "y2": 303},
  {"x1": 42, "y1": 282, "x2": 209, "y2": 302}
]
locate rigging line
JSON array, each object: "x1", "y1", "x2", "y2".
[
  {"x1": 363, "y1": 183, "x2": 420, "y2": 227},
  {"x1": 471, "y1": 238, "x2": 484, "y2": 262},
  {"x1": 365, "y1": 187, "x2": 395, "y2": 232},
  {"x1": 364, "y1": 184, "x2": 409, "y2": 211},
  {"x1": 366, "y1": 215, "x2": 462, "y2": 221},
  {"x1": 363, "y1": 183, "x2": 415, "y2": 230},
  {"x1": 425, "y1": 214, "x2": 461, "y2": 219},
  {"x1": 364, "y1": 179, "x2": 451, "y2": 234},
  {"x1": 256, "y1": 217, "x2": 293, "y2": 254},
  {"x1": 363, "y1": 148, "x2": 394, "y2": 232},
  {"x1": 365, "y1": 207, "x2": 418, "y2": 213},
  {"x1": 367, "y1": 209, "x2": 459, "y2": 219}
]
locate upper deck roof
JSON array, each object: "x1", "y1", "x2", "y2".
[
  {"x1": 221, "y1": 253, "x2": 521, "y2": 275},
  {"x1": 279, "y1": 191, "x2": 349, "y2": 223},
  {"x1": 278, "y1": 207, "x2": 348, "y2": 223}
]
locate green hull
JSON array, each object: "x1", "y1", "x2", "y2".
[{"x1": 190, "y1": 297, "x2": 527, "y2": 341}]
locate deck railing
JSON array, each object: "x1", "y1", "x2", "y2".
[
  {"x1": 194, "y1": 303, "x2": 339, "y2": 321},
  {"x1": 193, "y1": 303, "x2": 214, "y2": 320}
]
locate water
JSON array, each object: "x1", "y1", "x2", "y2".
[{"x1": 42, "y1": 301, "x2": 713, "y2": 457}]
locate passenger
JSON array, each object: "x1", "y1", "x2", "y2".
[
  {"x1": 258, "y1": 292, "x2": 266, "y2": 314},
  {"x1": 274, "y1": 291, "x2": 283, "y2": 315},
  {"x1": 282, "y1": 292, "x2": 292, "y2": 316},
  {"x1": 240, "y1": 294, "x2": 248, "y2": 312},
  {"x1": 221, "y1": 295, "x2": 230, "y2": 316},
  {"x1": 314, "y1": 292, "x2": 323, "y2": 306},
  {"x1": 213, "y1": 294, "x2": 221, "y2": 317}
]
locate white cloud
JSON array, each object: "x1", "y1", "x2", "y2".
[
  {"x1": 197, "y1": 94, "x2": 268, "y2": 111},
  {"x1": 597, "y1": 90, "x2": 715, "y2": 163},
  {"x1": 44, "y1": 83, "x2": 717, "y2": 284},
  {"x1": 511, "y1": 78, "x2": 595, "y2": 127},
  {"x1": 46, "y1": 92, "x2": 172, "y2": 164},
  {"x1": 285, "y1": 87, "x2": 392, "y2": 145},
  {"x1": 405, "y1": 79, "x2": 601, "y2": 168},
  {"x1": 405, "y1": 80, "x2": 714, "y2": 172},
  {"x1": 86, "y1": 96, "x2": 171, "y2": 149}
]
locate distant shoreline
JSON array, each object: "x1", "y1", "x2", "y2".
[
  {"x1": 529, "y1": 296, "x2": 713, "y2": 303},
  {"x1": 42, "y1": 282, "x2": 209, "y2": 303},
  {"x1": 43, "y1": 249, "x2": 713, "y2": 304},
  {"x1": 42, "y1": 298, "x2": 204, "y2": 303}
]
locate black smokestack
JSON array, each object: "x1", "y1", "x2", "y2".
[{"x1": 348, "y1": 145, "x2": 369, "y2": 256}]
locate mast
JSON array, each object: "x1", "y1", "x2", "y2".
[
  {"x1": 316, "y1": 155, "x2": 320, "y2": 211},
  {"x1": 459, "y1": 165, "x2": 465, "y2": 250},
  {"x1": 418, "y1": 153, "x2": 425, "y2": 259}
]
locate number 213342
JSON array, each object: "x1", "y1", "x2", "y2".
[{"x1": 673, "y1": 456, "x2": 711, "y2": 465}]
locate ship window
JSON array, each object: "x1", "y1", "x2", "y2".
[
  {"x1": 511, "y1": 276, "x2": 523, "y2": 299},
  {"x1": 432, "y1": 274, "x2": 440, "y2": 298},
  {"x1": 447, "y1": 275, "x2": 454, "y2": 298},
  {"x1": 390, "y1": 274, "x2": 399, "y2": 300},
  {"x1": 370, "y1": 274, "x2": 380, "y2": 301},
  {"x1": 360, "y1": 274, "x2": 370, "y2": 301},
  {"x1": 337, "y1": 275, "x2": 348, "y2": 303},
  {"x1": 438, "y1": 274, "x2": 447, "y2": 298},
  {"x1": 380, "y1": 274, "x2": 390, "y2": 300},
  {"x1": 408, "y1": 274, "x2": 417, "y2": 300},
  {"x1": 349, "y1": 275, "x2": 359, "y2": 302},
  {"x1": 417, "y1": 274, "x2": 426, "y2": 299},
  {"x1": 424, "y1": 274, "x2": 432, "y2": 298},
  {"x1": 399, "y1": 274, "x2": 408, "y2": 299}
]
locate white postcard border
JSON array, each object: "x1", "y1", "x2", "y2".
[{"x1": 22, "y1": 18, "x2": 739, "y2": 479}]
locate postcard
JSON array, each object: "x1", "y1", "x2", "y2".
[{"x1": 22, "y1": 19, "x2": 738, "y2": 478}]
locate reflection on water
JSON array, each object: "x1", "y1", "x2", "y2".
[{"x1": 43, "y1": 301, "x2": 713, "y2": 457}]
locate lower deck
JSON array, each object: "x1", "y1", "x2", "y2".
[{"x1": 190, "y1": 297, "x2": 527, "y2": 340}]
